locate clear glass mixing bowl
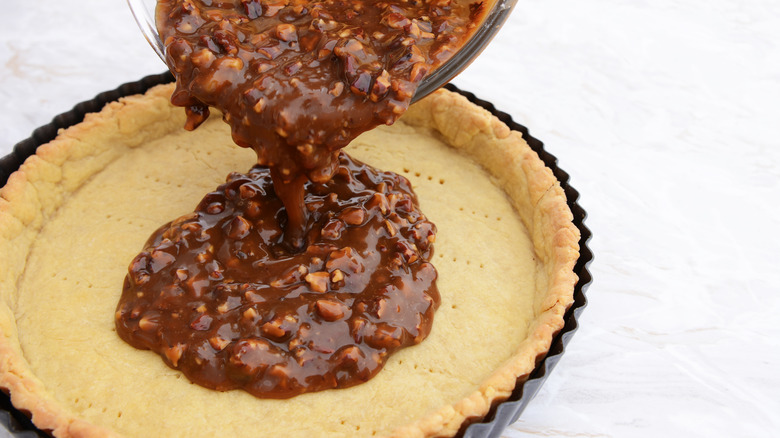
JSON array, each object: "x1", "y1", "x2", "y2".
[{"x1": 127, "y1": 0, "x2": 518, "y2": 101}]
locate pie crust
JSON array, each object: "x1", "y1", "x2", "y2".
[{"x1": 0, "y1": 84, "x2": 579, "y2": 437}]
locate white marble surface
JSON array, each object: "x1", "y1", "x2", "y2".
[{"x1": 1, "y1": 0, "x2": 779, "y2": 437}]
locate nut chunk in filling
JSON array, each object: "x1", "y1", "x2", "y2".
[{"x1": 115, "y1": 154, "x2": 439, "y2": 398}]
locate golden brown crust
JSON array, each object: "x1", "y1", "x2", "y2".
[
  {"x1": 0, "y1": 84, "x2": 578, "y2": 437},
  {"x1": 0, "y1": 84, "x2": 179, "y2": 438},
  {"x1": 393, "y1": 90, "x2": 579, "y2": 438}
]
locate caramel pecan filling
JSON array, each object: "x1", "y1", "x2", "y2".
[
  {"x1": 116, "y1": 154, "x2": 438, "y2": 398},
  {"x1": 115, "y1": 0, "x2": 484, "y2": 397}
]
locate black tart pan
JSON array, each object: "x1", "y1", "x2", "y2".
[{"x1": 0, "y1": 73, "x2": 592, "y2": 438}]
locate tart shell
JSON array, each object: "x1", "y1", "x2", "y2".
[{"x1": 0, "y1": 74, "x2": 591, "y2": 438}]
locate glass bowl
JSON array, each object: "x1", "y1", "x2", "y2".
[{"x1": 126, "y1": 0, "x2": 518, "y2": 101}]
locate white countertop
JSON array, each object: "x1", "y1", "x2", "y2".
[{"x1": 1, "y1": 0, "x2": 779, "y2": 437}]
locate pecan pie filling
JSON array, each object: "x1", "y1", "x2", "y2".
[
  {"x1": 116, "y1": 155, "x2": 437, "y2": 398},
  {"x1": 115, "y1": 0, "x2": 484, "y2": 398}
]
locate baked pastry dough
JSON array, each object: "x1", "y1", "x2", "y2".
[{"x1": 0, "y1": 84, "x2": 578, "y2": 437}]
